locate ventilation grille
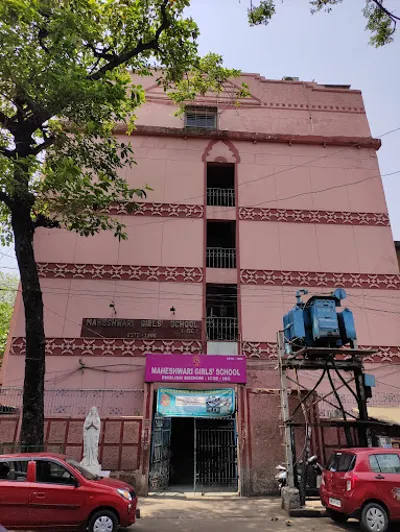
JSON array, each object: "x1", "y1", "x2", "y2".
[{"x1": 185, "y1": 107, "x2": 217, "y2": 129}]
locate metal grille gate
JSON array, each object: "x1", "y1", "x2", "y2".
[
  {"x1": 149, "y1": 416, "x2": 171, "y2": 491},
  {"x1": 149, "y1": 417, "x2": 238, "y2": 492},
  {"x1": 194, "y1": 418, "x2": 238, "y2": 492}
]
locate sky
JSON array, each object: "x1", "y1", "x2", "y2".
[{"x1": 1, "y1": 0, "x2": 400, "y2": 274}]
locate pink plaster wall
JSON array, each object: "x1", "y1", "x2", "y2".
[
  {"x1": 3, "y1": 72, "x2": 399, "y2": 397},
  {"x1": 35, "y1": 217, "x2": 203, "y2": 268},
  {"x1": 239, "y1": 222, "x2": 398, "y2": 274},
  {"x1": 133, "y1": 73, "x2": 371, "y2": 138},
  {"x1": 11, "y1": 278, "x2": 203, "y2": 339}
]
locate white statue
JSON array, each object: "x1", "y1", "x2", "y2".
[{"x1": 80, "y1": 406, "x2": 101, "y2": 475}]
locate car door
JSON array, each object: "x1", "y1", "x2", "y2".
[
  {"x1": 29, "y1": 458, "x2": 87, "y2": 527},
  {"x1": 368, "y1": 452, "x2": 400, "y2": 519},
  {"x1": 0, "y1": 458, "x2": 31, "y2": 528}
]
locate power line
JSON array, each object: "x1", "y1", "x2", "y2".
[
  {"x1": 1, "y1": 125, "x2": 400, "y2": 269},
  {"x1": 123, "y1": 125, "x2": 400, "y2": 209},
  {"x1": 122, "y1": 167, "x2": 400, "y2": 230}
]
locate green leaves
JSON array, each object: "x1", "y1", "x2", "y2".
[
  {"x1": 249, "y1": 1, "x2": 397, "y2": 46},
  {"x1": 0, "y1": 0, "x2": 247, "y2": 244},
  {"x1": 363, "y1": 0, "x2": 395, "y2": 47},
  {"x1": 169, "y1": 53, "x2": 249, "y2": 114},
  {"x1": 248, "y1": 1, "x2": 276, "y2": 26}
]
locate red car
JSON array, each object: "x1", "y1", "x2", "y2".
[
  {"x1": 0, "y1": 453, "x2": 138, "y2": 531},
  {"x1": 320, "y1": 448, "x2": 400, "y2": 532}
]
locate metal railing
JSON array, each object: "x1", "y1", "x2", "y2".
[
  {"x1": 0, "y1": 387, "x2": 144, "y2": 417},
  {"x1": 207, "y1": 188, "x2": 235, "y2": 207},
  {"x1": 206, "y1": 317, "x2": 238, "y2": 341},
  {"x1": 206, "y1": 247, "x2": 236, "y2": 268}
]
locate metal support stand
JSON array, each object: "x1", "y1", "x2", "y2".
[
  {"x1": 278, "y1": 331, "x2": 295, "y2": 489},
  {"x1": 277, "y1": 331, "x2": 375, "y2": 509},
  {"x1": 354, "y1": 369, "x2": 369, "y2": 447},
  {"x1": 278, "y1": 331, "x2": 301, "y2": 510}
]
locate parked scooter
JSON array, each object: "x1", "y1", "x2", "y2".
[
  {"x1": 275, "y1": 464, "x2": 287, "y2": 493},
  {"x1": 307, "y1": 455, "x2": 323, "y2": 476},
  {"x1": 306, "y1": 455, "x2": 323, "y2": 488},
  {"x1": 275, "y1": 455, "x2": 323, "y2": 493}
]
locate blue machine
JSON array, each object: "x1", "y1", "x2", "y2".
[{"x1": 283, "y1": 288, "x2": 357, "y2": 350}]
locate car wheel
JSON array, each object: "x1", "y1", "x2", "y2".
[
  {"x1": 326, "y1": 509, "x2": 348, "y2": 522},
  {"x1": 88, "y1": 509, "x2": 118, "y2": 532},
  {"x1": 361, "y1": 502, "x2": 389, "y2": 532}
]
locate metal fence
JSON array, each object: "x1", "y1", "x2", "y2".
[
  {"x1": 206, "y1": 317, "x2": 238, "y2": 341},
  {"x1": 207, "y1": 188, "x2": 235, "y2": 207},
  {"x1": 206, "y1": 247, "x2": 236, "y2": 269},
  {"x1": 318, "y1": 391, "x2": 400, "y2": 419},
  {"x1": 0, "y1": 387, "x2": 144, "y2": 417}
]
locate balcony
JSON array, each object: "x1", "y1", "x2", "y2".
[
  {"x1": 206, "y1": 317, "x2": 238, "y2": 341},
  {"x1": 207, "y1": 187, "x2": 235, "y2": 207},
  {"x1": 206, "y1": 247, "x2": 236, "y2": 269}
]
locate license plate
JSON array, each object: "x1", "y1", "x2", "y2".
[{"x1": 329, "y1": 498, "x2": 342, "y2": 508}]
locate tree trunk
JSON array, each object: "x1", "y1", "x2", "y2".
[{"x1": 11, "y1": 204, "x2": 45, "y2": 451}]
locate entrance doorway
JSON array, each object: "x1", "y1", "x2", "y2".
[
  {"x1": 149, "y1": 416, "x2": 238, "y2": 492},
  {"x1": 170, "y1": 418, "x2": 194, "y2": 487}
]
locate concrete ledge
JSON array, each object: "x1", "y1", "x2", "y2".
[
  {"x1": 114, "y1": 124, "x2": 381, "y2": 150},
  {"x1": 289, "y1": 508, "x2": 327, "y2": 518}
]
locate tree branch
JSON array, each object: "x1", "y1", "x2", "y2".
[
  {"x1": 0, "y1": 146, "x2": 15, "y2": 159},
  {"x1": 31, "y1": 135, "x2": 55, "y2": 156},
  {"x1": 86, "y1": 43, "x2": 116, "y2": 62},
  {"x1": 0, "y1": 110, "x2": 11, "y2": 129},
  {"x1": 34, "y1": 214, "x2": 60, "y2": 229},
  {"x1": 88, "y1": 0, "x2": 170, "y2": 81},
  {"x1": 38, "y1": 27, "x2": 50, "y2": 54},
  {"x1": 0, "y1": 190, "x2": 12, "y2": 208},
  {"x1": 371, "y1": 0, "x2": 400, "y2": 22}
]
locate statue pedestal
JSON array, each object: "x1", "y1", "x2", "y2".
[{"x1": 81, "y1": 461, "x2": 102, "y2": 476}]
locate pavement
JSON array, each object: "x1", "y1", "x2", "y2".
[{"x1": 131, "y1": 496, "x2": 362, "y2": 532}]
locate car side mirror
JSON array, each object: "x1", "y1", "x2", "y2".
[{"x1": 74, "y1": 478, "x2": 80, "y2": 488}]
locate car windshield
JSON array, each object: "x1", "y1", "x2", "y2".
[{"x1": 66, "y1": 458, "x2": 99, "y2": 480}]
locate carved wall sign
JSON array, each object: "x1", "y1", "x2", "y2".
[{"x1": 81, "y1": 318, "x2": 202, "y2": 340}]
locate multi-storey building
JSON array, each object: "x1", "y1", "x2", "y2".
[{"x1": 1, "y1": 73, "x2": 400, "y2": 495}]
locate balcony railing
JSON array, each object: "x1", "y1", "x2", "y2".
[
  {"x1": 207, "y1": 188, "x2": 235, "y2": 207},
  {"x1": 206, "y1": 317, "x2": 238, "y2": 341},
  {"x1": 206, "y1": 247, "x2": 236, "y2": 268}
]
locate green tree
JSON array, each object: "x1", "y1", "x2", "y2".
[
  {"x1": 0, "y1": 0, "x2": 247, "y2": 449},
  {"x1": 248, "y1": 0, "x2": 399, "y2": 46},
  {"x1": 0, "y1": 272, "x2": 19, "y2": 364}
]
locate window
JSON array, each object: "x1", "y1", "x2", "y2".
[
  {"x1": 207, "y1": 163, "x2": 235, "y2": 207},
  {"x1": 36, "y1": 460, "x2": 76, "y2": 485},
  {"x1": 0, "y1": 460, "x2": 28, "y2": 482},
  {"x1": 369, "y1": 454, "x2": 400, "y2": 474},
  {"x1": 327, "y1": 453, "x2": 356, "y2": 472},
  {"x1": 185, "y1": 107, "x2": 217, "y2": 129}
]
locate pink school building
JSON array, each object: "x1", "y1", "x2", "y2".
[{"x1": 1, "y1": 73, "x2": 400, "y2": 495}]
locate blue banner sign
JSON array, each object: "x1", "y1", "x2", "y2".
[{"x1": 156, "y1": 388, "x2": 235, "y2": 418}]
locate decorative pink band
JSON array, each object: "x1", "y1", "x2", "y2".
[
  {"x1": 37, "y1": 264, "x2": 400, "y2": 290},
  {"x1": 9, "y1": 337, "x2": 400, "y2": 363},
  {"x1": 238, "y1": 207, "x2": 389, "y2": 226},
  {"x1": 104, "y1": 202, "x2": 390, "y2": 227},
  {"x1": 240, "y1": 270, "x2": 400, "y2": 290},
  {"x1": 37, "y1": 263, "x2": 203, "y2": 283}
]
